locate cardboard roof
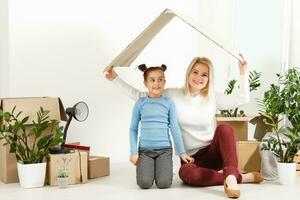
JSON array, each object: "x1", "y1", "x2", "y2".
[{"x1": 104, "y1": 8, "x2": 240, "y2": 71}]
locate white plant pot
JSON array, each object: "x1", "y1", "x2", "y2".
[
  {"x1": 57, "y1": 177, "x2": 69, "y2": 188},
  {"x1": 277, "y1": 162, "x2": 296, "y2": 185},
  {"x1": 17, "y1": 162, "x2": 46, "y2": 188}
]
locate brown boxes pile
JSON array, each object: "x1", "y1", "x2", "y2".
[
  {"x1": 237, "y1": 141, "x2": 261, "y2": 173},
  {"x1": 47, "y1": 151, "x2": 88, "y2": 185},
  {"x1": 216, "y1": 116, "x2": 262, "y2": 172},
  {"x1": 216, "y1": 117, "x2": 251, "y2": 141},
  {"x1": 295, "y1": 150, "x2": 300, "y2": 171},
  {"x1": 88, "y1": 156, "x2": 110, "y2": 179},
  {"x1": 0, "y1": 97, "x2": 67, "y2": 183}
]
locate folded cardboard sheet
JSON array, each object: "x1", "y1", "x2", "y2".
[{"x1": 104, "y1": 8, "x2": 239, "y2": 71}]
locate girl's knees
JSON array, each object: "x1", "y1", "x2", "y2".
[
  {"x1": 137, "y1": 176, "x2": 172, "y2": 189},
  {"x1": 155, "y1": 178, "x2": 172, "y2": 189},
  {"x1": 137, "y1": 178, "x2": 153, "y2": 189}
]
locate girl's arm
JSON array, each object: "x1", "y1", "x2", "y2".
[
  {"x1": 105, "y1": 67, "x2": 146, "y2": 101},
  {"x1": 216, "y1": 54, "x2": 250, "y2": 110},
  {"x1": 129, "y1": 99, "x2": 141, "y2": 156}
]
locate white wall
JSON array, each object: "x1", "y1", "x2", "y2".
[
  {"x1": 290, "y1": 0, "x2": 300, "y2": 67},
  {"x1": 235, "y1": 0, "x2": 284, "y2": 139},
  {"x1": 6, "y1": 0, "x2": 237, "y2": 162},
  {"x1": 2, "y1": 0, "x2": 289, "y2": 162},
  {"x1": 0, "y1": 0, "x2": 9, "y2": 97}
]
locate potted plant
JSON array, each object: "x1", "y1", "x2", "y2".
[
  {"x1": 217, "y1": 70, "x2": 261, "y2": 141},
  {"x1": 57, "y1": 156, "x2": 71, "y2": 188},
  {"x1": 0, "y1": 106, "x2": 63, "y2": 188},
  {"x1": 259, "y1": 68, "x2": 300, "y2": 184},
  {"x1": 220, "y1": 70, "x2": 261, "y2": 117}
]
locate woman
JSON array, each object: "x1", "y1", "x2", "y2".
[{"x1": 105, "y1": 54, "x2": 263, "y2": 198}]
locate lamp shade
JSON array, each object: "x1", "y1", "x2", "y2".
[{"x1": 66, "y1": 101, "x2": 89, "y2": 122}]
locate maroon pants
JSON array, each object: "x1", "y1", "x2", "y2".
[{"x1": 179, "y1": 124, "x2": 242, "y2": 186}]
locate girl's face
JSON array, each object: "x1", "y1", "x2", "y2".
[
  {"x1": 144, "y1": 70, "x2": 165, "y2": 98},
  {"x1": 188, "y1": 63, "x2": 209, "y2": 94}
]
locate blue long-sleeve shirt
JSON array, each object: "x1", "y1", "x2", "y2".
[{"x1": 129, "y1": 95, "x2": 186, "y2": 156}]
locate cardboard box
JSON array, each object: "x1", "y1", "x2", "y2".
[
  {"x1": 47, "y1": 151, "x2": 88, "y2": 185},
  {"x1": 216, "y1": 117, "x2": 251, "y2": 141},
  {"x1": 0, "y1": 97, "x2": 67, "y2": 183},
  {"x1": 88, "y1": 156, "x2": 110, "y2": 179},
  {"x1": 237, "y1": 141, "x2": 261, "y2": 173},
  {"x1": 295, "y1": 150, "x2": 300, "y2": 171},
  {"x1": 249, "y1": 116, "x2": 273, "y2": 141}
]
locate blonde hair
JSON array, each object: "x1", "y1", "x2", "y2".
[{"x1": 183, "y1": 57, "x2": 212, "y2": 96}]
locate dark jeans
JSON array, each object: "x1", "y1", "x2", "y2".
[
  {"x1": 136, "y1": 148, "x2": 173, "y2": 189},
  {"x1": 179, "y1": 124, "x2": 242, "y2": 186}
]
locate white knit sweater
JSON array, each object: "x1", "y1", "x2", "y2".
[{"x1": 113, "y1": 74, "x2": 249, "y2": 156}]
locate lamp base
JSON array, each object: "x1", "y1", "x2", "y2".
[{"x1": 49, "y1": 147, "x2": 71, "y2": 154}]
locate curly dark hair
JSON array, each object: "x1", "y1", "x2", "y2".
[{"x1": 138, "y1": 64, "x2": 167, "y2": 81}]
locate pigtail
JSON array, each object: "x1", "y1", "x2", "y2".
[
  {"x1": 138, "y1": 64, "x2": 147, "y2": 72},
  {"x1": 161, "y1": 64, "x2": 167, "y2": 71}
]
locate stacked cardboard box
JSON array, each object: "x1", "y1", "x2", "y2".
[
  {"x1": 237, "y1": 141, "x2": 261, "y2": 173},
  {"x1": 0, "y1": 97, "x2": 67, "y2": 183},
  {"x1": 295, "y1": 150, "x2": 300, "y2": 171},
  {"x1": 216, "y1": 116, "x2": 261, "y2": 172},
  {"x1": 88, "y1": 156, "x2": 110, "y2": 179},
  {"x1": 47, "y1": 151, "x2": 88, "y2": 185},
  {"x1": 216, "y1": 116, "x2": 252, "y2": 141},
  {"x1": 64, "y1": 143, "x2": 110, "y2": 180}
]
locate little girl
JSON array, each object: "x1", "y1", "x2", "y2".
[{"x1": 129, "y1": 64, "x2": 194, "y2": 189}]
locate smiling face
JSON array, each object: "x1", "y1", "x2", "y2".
[
  {"x1": 144, "y1": 69, "x2": 165, "y2": 98},
  {"x1": 188, "y1": 63, "x2": 209, "y2": 95}
]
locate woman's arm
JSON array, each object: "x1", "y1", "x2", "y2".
[
  {"x1": 105, "y1": 67, "x2": 146, "y2": 101},
  {"x1": 168, "y1": 100, "x2": 186, "y2": 157},
  {"x1": 216, "y1": 54, "x2": 250, "y2": 110}
]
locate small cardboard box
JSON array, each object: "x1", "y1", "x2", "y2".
[
  {"x1": 0, "y1": 97, "x2": 67, "y2": 183},
  {"x1": 216, "y1": 117, "x2": 251, "y2": 141},
  {"x1": 88, "y1": 156, "x2": 110, "y2": 179},
  {"x1": 294, "y1": 150, "x2": 300, "y2": 171},
  {"x1": 237, "y1": 141, "x2": 261, "y2": 173},
  {"x1": 249, "y1": 116, "x2": 273, "y2": 141},
  {"x1": 47, "y1": 151, "x2": 88, "y2": 185}
]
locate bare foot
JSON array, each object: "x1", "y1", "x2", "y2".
[
  {"x1": 241, "y1": 173, "x2": 255, "y2": 183},
  {"x1": 241, "y1": 172, "x2": 263, "y2": 183}
]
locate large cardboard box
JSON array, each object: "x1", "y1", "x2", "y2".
[
  {"x1": 237, "y1": 141, "x2": 261, "y2": 173},
  {"x1": 295, "y1": 150, "x2": 300, "y2": 171},
  {"x1": 88, "y1": 156, "x2": 110, "y2": 179},
  {"x1": 47, "y1": 151, "x2": 88, "y2": 185},
  {"x1": 216, "y1": 117, "x2": 251, "y2": 141},
  {"x1": 0, "y1": 97, "x2": 67, "y2": 183}
]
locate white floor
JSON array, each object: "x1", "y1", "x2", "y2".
[{"x1": 1, "y1": 163, "x2": 300, "y2": 200}]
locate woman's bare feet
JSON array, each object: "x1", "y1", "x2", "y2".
[{"x1": 241, "y1": 172, "x2": 263, "y2": 183}]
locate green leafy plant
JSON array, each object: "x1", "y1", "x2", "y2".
[
  {"x1": 0, "y1": 107, "x2": 63, "y2": 164},
  {"x1": 259, "y1": 68, "x2": 300, "y2": 163},
  {"x1": 57, "y1": 157, "x2": 71, "y2": 178},
  {"x1": 220, "y1": 70, "x2": 261, "y2": 117}
]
